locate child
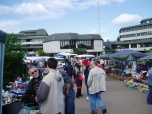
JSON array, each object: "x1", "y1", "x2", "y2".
[{"x1": 74, "y1": 71, "x2": 83, "y2": 98}]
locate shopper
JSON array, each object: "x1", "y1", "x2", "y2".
[
  {"x1": 59, "y1": 69, "x2": 75, "y2": 114},
  {"x1": 21, "y1": 66, "x2": 43, "y2": 114},
  {"x1": 84, "y1": 65, "x2": 90, "y2": 101},
  {"x1": 88, "y1": 61, "x2": 107, "y2": 114},
  {"x1": 64, "y1": 61, "x2": 73, "y2": 79},
  {"x1": 75, "y1": 71, "x2": 83, "y2": 98},
  {"x1": 36, "y1": 58, "x2": 64, "y2": 114}
]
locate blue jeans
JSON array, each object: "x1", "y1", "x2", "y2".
[
  {"x1": 147, "y1": 86, "x2": 152, "y2": 104},
  {"x1": 65, "y1": 89, "x2": 75, "y2": 114},
  {"x1": 85, "y1": 82, "x2": 89, "y2": 96},
  {"x1": 89, "y1": 91, "x2": 106, "y2": 113}
]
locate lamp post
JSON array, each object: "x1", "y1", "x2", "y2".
[{"x1": 0, "y1": 30, "x2": 6, "y2": 114}]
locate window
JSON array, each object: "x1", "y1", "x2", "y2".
[{"x1": 131, "y1": 44, "x2": 137, "y2": 48}]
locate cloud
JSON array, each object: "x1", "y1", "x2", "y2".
[
  {"x1": 0, "y1": 0, "x2": 126, "y2": 33},
  {"x1": 0, "y1": 20, "x2": 24, "y2": 33},
  {"x1": 0, "y1": 0, "x2": 126, "y2": 20},
  {"x1": 0, "y1": 5, "x2": 13, "y2": 14},
  {"x1": 112, "y1": 14, "x2": 142, "y2": 26}
]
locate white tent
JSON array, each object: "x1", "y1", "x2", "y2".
[
  {"x1": 57, "y1": 52, "x2": 77, "y2": 56},
  {"x1": 75, "y1": 54, "x2": 95, "y2": 58},
  {"x1": 24, "y1": 56, "x2": 64, "y2": 63}
]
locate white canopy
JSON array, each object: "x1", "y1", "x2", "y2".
[
  {"x1": 57, "y1": 52, "x2": 77, "y2": 56},
  {"x1": 24, "y1": 56, "x2": 64, "y2": 63},
  {"x1": 75, "y1": 54, "x2": 95, "y2": 58}
]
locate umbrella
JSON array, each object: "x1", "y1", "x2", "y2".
[
  {"x1": 138, "y1": 55, "x2": 152, "y2": 60},
  {"x1": 109, "y1": 50, "x2": 147, "y2": 62},
  {"x1": 100, "y1": 53, "x2": 113, "y2": 59}
]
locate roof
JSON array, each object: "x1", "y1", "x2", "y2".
[
  {"x1": 140, "y1": 17, "x2": 152, "y2": 23},
  {"x1": 43, "y1": 33, "x2": 103, "y2": 43},
  {"x1": 19, "y1": 29, "x2": 48, "y2": 36},
  {"x1": 119, "y1": 17, "x2": 152, "y2": 31},
  {"x1": 0, "y1": 30, "x2": 6, "y2": 43},
  {"x1": 119, "y1": 23, "x2": 152, "y2": 31}
]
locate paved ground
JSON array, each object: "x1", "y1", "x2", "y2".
[{"x1": 72, "y1": 75, "x2": 152, "y2": 114}]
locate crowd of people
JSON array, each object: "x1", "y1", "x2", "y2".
[{"x1": 21, "y1": 57, "x2": 107, "y2": 114}]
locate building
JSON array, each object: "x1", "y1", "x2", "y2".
[
  {"x1": 18, "y1": 29, "x2": 103, "y2": 56},
  {"x1": 18, "y1": 29, "x2": 48, "y2": 55},
  {"x1": 104, "y1": 17, "x2": 152, "y2": 52},
  {"x1": 43, "y1": 33, "x2": 103, "y2": 56}
]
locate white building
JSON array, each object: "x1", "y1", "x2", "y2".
[
  {"x1": 104, "y1": 17, "x2": 152, "y2": 53},
  {"x1": 43, "y1": 33, "x2": 103, "y2": 56}
]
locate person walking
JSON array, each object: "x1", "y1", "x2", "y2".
[
  {"x1": 36, "y1": 58, "x2": 64, "y2": 114},
  {"x1": 84, "y1": 65, "x2": 90, "y2": 101},
  {"x1": 88, "y1": 61, "x2": 107, "y2": 114},
  {"x1": 74, "y1": 71, "x2": 83, "y2": 98}
]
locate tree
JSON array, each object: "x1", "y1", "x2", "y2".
[
  {"x1": 73, "y1": 48, "x2": 87, "y2": 54},
  {"x1": 5, "y1": 34, "x2": 22, "y2": 52},
  {"x1": 3, "y1": 34, "x2": 25, "y2": 86},
  {"x1": 38, "y1": 50, "x2": 50, "y2": 56},
  {"x1": 149, "y1": 48, "x2": 152, "y2": 55}
]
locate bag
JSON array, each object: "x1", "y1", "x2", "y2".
[{"x1": 23, "y1": 96, "x2": 38, "y2": 107}]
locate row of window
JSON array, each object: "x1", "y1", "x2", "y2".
[
  {"x1": 123, "y1": 38, "x2": 152, "y2": 42},
  {"x1": 112, "y1": 43, "x2": 152, "y2": 49},
  {"x1": 21, "y1": 38, "x2": 44, "y2": 42},
  {"x1": 60, "y1": 41, "x2": 93, "y2": 49},
  {"x1": 120, "y1": 24, "x2": 152, "y2": 33},
  {"x1": 141, "y1": 20, "x2": 152, "y2": 24},
  {"x1": 120, "y1": 31, "x2": 152, "y2": 38}
]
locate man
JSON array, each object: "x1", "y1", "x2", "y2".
[
  {"x1": 59, "y1": 69, "x2": 75, "y2": 114},
  {"x1": 87, "y1": 61, "x2": 107, "y2": 114},
  {"x1": 21, "y1": 66, "x2": 43, "y2": 112},
  {"x1": 64, "y1": 61, "x2": 73, "y2": 79},
  {"x1": 36, "y1": 58, "x2": 64, "y2": 114}
]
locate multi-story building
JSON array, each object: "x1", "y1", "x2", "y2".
[
  {"x1": 18, "y1": 29, "x2": 48, "y2": 55},
  {"x1": 18, "y1": 29, "x2": 103, "y2": 56},
  {"x1": 104, "y1": 17, "x2": 152, "y2": 52},
  {"x1": 43, "y1": 33, "x2": 103, "y2": 56}
]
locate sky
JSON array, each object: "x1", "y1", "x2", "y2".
[{"x1": 0, "y1": 0, "x2": 152, "y2": 41}]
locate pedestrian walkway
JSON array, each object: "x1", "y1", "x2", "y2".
[{"x1": 73, "y1": 75, "x2": 152, "y2": 114}]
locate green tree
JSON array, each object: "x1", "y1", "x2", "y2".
[
  {"x1": 73, "y1": 48, "x2": 87, "y2": 54},
  {"x1": 3, "y1": 34, "x2": 25, "y2": 86},
  {"x1": 5, "y1": 34, "x2": 22, "y2": 51},
  {"x1": 38, "y1": 50, "x2": 50, "y2": 56},
  {"x1": 149, "y1": 48, "x2": 152, "y2": 55}
]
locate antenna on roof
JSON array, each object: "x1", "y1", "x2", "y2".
[{"x1": 98, "y1": 0, "x2": 100, "y2": 35}]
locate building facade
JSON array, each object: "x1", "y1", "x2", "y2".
[
  {"x1": 18, "y1": 29, "x2": 48, "y2": 54},
  {"x1": 43, "y1": 33, "x2": 103, "y2": 56},
  {"x1": 104, "y1": 17, "x2": 152, "y2": 52}
]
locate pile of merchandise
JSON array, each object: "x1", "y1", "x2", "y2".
[{"x1": 125, "y1": 75, "x2": 149, "y2": 94}]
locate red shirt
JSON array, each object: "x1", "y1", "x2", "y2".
[
  {"x1": 98, "y1": 64, "x2": 103, "y2": 69},
  {"x1": 74, "y1": 76, "x2": 83, "y2": 88},
  {"x1": 83, "y1": 59, "x2": 88, "y2": 66}
]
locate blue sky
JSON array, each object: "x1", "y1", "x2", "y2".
[{"x1": 0, "y1": 0, "x2": 151, "y2": 41}]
